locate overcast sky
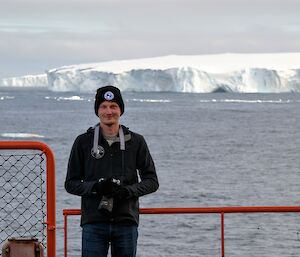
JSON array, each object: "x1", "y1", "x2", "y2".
[{"x1": 0, "y1": 0, "x2": 300, "y2": 78}]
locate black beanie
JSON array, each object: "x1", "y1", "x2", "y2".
[{"x1": 94, "y1": 85, "x2": 125, "y2": 116}]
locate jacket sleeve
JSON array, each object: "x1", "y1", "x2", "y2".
[
  {"x1": 126, "y1": 135, "x2": 159, "y2": 198},
  {"x1": 64, "y1": 136, "x2": 96, "y2": 196}
]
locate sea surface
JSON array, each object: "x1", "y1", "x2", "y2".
[{"x1": 1, "y1": 88, "x2": 300, "y2": 257}]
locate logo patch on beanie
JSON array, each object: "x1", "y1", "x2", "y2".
[{"x1": 104, "y1": 91, "x2": 114, "y2": 101}]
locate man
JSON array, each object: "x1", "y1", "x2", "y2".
[{"x1": 65, "y1": 85, "x2": 159, "y2": 257}]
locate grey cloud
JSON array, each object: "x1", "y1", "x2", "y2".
[{"x1": 0, "y1": 0, "x2": 300, "y2": 78}]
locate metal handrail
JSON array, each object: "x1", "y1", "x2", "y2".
[
  {"x1": 0, "y1": 141, "x2": 56, "y2": 257},
  {"x1": 63, "y1": 206, "x2": 300, "y2": 257}
]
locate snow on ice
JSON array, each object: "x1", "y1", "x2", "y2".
[{"x1": 1, "y1": 53, "x2": 300, "y2": 93}]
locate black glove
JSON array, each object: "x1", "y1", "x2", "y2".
[
  {"x1": 93, "y1": 179, "x2": 120, "y2": 196},
  {"x1": 113, "y1": 186, "x2": 129, "y2": 202},
  {"x1": 92, "y1": 180, "x2": 109, "y2": 195}
]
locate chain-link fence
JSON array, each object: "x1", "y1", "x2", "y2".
[{"x1": 0, "y1": 151, "x2": 46, "y2": 255}]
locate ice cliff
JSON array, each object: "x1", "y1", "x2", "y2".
[
  {"x1": 1, "y1": 53, "x2": 300, "y2": 93},
  {"x1": 0, "y1": 74, "x2": 48, "y2": 88}
]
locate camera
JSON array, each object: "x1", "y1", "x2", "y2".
[
  {"x1": 98, "y1": 178, "x2": 120, "y2": 212},
  {"x1": 99, "y1": 195, "x2": 114, "y2": 212}
]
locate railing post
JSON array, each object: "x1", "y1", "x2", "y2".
[
  {"x1": 44, "y1": 143, "x2": 56, "y2": 257},
  {"x1": 64, "y1": 212, "x2": 68, "y2": 257},
  {"x1": 221, "y1": 212, "x2": 225, "y2": 257}
]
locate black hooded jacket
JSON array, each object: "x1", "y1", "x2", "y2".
[{"x1": 65, "y1": 125, "x2": 159, "y2": 226}]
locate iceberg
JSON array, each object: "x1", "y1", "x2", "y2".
[
  {"x1": 1, "y1": 53, "x2": 300, "y2": 93},
  {"x1": 0, "y1": 74, "x2": 48, "y2": 88},
  {"x1": 0, "y1": 133, "x2": 45, "y2": 138}
]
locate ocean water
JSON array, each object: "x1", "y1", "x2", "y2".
[{"x1": 1, "y1": 88, "x2": 300, "y2": 257}]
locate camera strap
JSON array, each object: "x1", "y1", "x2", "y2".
[
  {"x1": 119, "y1": 125, "x2": 125, "y2": 150},
  {"x1": 91, "y1": 123, "x2": 126, "y2": 159}
]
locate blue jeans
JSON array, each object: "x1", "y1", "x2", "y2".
[{"x1": 82, "y1": 223, "x2": 138, "y2": 257}]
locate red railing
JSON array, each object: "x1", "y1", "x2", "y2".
[
  {"x1": 0, "y1": 141, "x2": 56, "y2": 257},
  {"x1": 63, "y1": 206, "x2": 300, "y2": 257}
]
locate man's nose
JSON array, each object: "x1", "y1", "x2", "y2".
[{"x1": 107, "y1": 107, "x2": 113, "y2": 113}]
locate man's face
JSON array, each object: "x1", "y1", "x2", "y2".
[{"x1": 98, "y1": 101, "x2": 121, "y2": 126}]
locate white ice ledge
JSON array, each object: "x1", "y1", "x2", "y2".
[{"x1": 1, "y1": 53, "x2": 300, "y2": 93}]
